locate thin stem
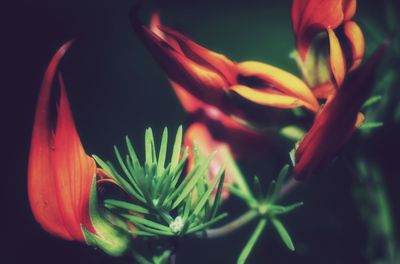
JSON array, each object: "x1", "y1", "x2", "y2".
[
  {"x1": 278, "y1": 177, "x2": 300, "y2": 201},
  {"x1": 201, "y1": 210, "x2": 258, "y2": 239},
  {"x1": 203, "y1": 178, "x2": 300, "y2": 239}
]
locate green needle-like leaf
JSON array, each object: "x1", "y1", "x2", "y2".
[
  {"x1": 125, "y1": 136, "x2": 141, "y2": 169},
  {"x1": 122, "y1": 214, "x2": 172, "y2": 234},
  {"x1": 190, "y1": 169, "x2": 224, "y2": 219},
  {"x1": 209, "y1": 171, "x2": 225, "y2": 220},
  {"x1": 270, "y1": 165, "x2": 290, "y2": 202},
  {"x1": 187, "y1": 213, "x2": 228, "y2": 234},
  {"x1": 145, "y1": 128, "x2": 157, "y2": 165},
  {"x1": 238, "y1": 219, "x2": 268, "y2": 264},
  {"x1": 271, "y1": 202, "x2": 304, "y2": 215},
  {"x1": 127, "y1": 221, "x2": 174, "y2": 236},
  {"x1": 360, "y1": 122, "x2": 384, "y2": 129},
  {"x1": 271, "y1": 217, "x2": 295, "y2": 251},
  {"x1": 104, "y1": 199, "x2": 150, "y2": 214},
  {"x1": 170, "y1": 148, "x2": 188, "y2": 188},
  {"x1": 93, "y1": 155, "x2": 145, "y2": 203},
  {"x1": 113, "y1": 146, "x2": 141, "y2": 193},
  {"x1": 170, "y1": 126, "x2": 182, "y2": 170},
  {"x1": 228, "y1": 185, "x2": 258, "y2": 207},
  {"x1": 129, "y1": 230, "x2": 157, "y2": 237},
  {"x1": 156, "y1": 127, "x2": 168, "y2": 176},
  {"x1": 362, "y1": 95, "x2": 382, "y2": 109},
  {"x1": 253, "y1": 176, "x2": 262, "y2": 200},
  {"x1": 172, "y1": 153, "x2": 215, "y2": 209}
]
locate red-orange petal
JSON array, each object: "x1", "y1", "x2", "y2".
[
  {"x1": 342, "y1": 0, "x2": 357, "y2": 21},
  {"x1": 28, "y1": 42, "x2": 95, "y2": 241},
  {"x1": 312, "y1": 81, "x2": 336, "y2": 99},
  {"x1": 294, "y1": 43, "x2": 388, "y2": 180},
  {"x1": 292, "y1": 0, "x2": 345, "y2": 60},
  {"x1": 344, "y1": 21, "x2": 365, "y2": 71},
  {"x1": 52, "y1": 74, "x2": 96, "y2": 240},
  {"x1": 159, "y1": 26, "x2": 237, "y2": 85},
  {"x1": 131, "y1": 12, "x2": 228, "y2": 107}
]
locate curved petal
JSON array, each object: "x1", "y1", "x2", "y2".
[
  {"x1": 53, "y1": 74, "x2": 97, "y2": 239},
  {"x1": 232, "y1": 85, "x2": 305, "y2": 109},
  {"x1": 292, "y1": 0, "x2": 345, "y2": 59},
  {"x1": 28, "y1": 42, "x2": 95, "y2": 241},
  {"x1": 344, "y1": 21, "x2": 365, "y2": 71},
  {"x1": 235, "y1": 61, "x2": 319, "y2": 112},
  {"x1": 159, "y1": 26, "x2": 237, "y2": 84},
  {"x1": 327, "y1": 28, "x2": 346, "y2": 87}
]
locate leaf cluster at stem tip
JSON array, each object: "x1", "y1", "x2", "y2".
[
  {"x1": 93, "y1": 126, "x2": 227, "y2": 237},
  {"x1": 232, "y1": 165, "x2": 304, "y2": 264}
]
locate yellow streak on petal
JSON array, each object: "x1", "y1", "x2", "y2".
[
  {"x1": 327, "y1": 28, "x2": 346, "y2": 87},
  {"x1": 344, "y1": 21, "x2": 365, "y2": 71},
  {"x1": 236, "y1": 61, "x2": 319, "y2": 112},
  {"x1": 232, "y1": 85, "x2": 303, "y2": 109}
]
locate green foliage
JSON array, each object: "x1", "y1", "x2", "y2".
[
  {"x1": 354, "y1": 159, "x2": 397, "y2": 264},
  {"x1": 234, "y1": 165, "x2": 303, "y2": 263},
  {"x1": 83, "y1": 178, "x2": 130, "y2": 256},
  {"x1": 93, "y1": 127, "x2": 227, "y2": 238}
]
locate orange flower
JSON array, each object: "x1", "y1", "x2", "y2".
[
  {"x1": 131, "y1": 10, "x2": 319, "y2": 114},
  {"x1": 292, "y1": 0, "x2": 365, "y2": 88},
  {"x1": 28, "y1": 41, "x2": 96, "y2": 241},
  {"x1": 293, "y1": 44, "x2": 386, "y2": 180}
]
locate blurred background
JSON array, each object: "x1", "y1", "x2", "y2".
[{"x1": 3, "y1": 0, "x2": 400, "y2": 263}]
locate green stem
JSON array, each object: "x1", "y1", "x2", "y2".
[
  {"x1": 202, "y1": 210, "x2": 258, "y2": 239},
  {"x1": 203, "y1": 177, "x2": 300, "y2": 239},
  {"x1": 237, "y1": 219, "x2": 268, "y2": 264},
  {"x1": 131, "y1": 249, "x2": 152, "y2": 264}
]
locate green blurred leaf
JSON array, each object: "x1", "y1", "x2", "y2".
[
  {"x1": 238, "y1": 219, "x2": 268, "y2": 264},
  {"x1": 271, "y1": 217, "x2": 295, "y2": 251},
  {"x1": 360, "y1": 122, "x2": 384, "y2": 130},
  {"x1": 104, "y1": 199, "x2": 150, "y2": 214}
]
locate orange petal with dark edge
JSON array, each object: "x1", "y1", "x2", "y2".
[
  {"x1": 159, "y1": 26, "x2": 237, "y2": 85},
  {"x1": 131, "y1": 11, "x2": 228, "y2": 107},
  {"x1": 149, "y1": 11, "x2": 182, "y2": 53},
  {"x1": 28, "y1": 42, "x2": 95, "y2": 241},
  {"x1": 327, "y1": 28, "x2": 346, "y2": 87},
  {"x1": 28, "y1": 41, "x2": 74, "y2": 240},
  {"x1": 344, "y1": 21, "x2": 365, "y2": 71},
  {"x1": 292, "y1": 0, "x2": 344, "y2": 59},
  {"x1": 234, "y1": 61, "x2": 319, "y2": 112}
]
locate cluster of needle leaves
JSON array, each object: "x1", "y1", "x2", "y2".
[
  {"x1": 93, "y1": 126, "x2": 227, "y2": 238},
  {"x1": 229, "y1": 165, "x2": 303, "y2": 264}
]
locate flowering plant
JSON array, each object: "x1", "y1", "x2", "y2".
[{"x1": 26, "y1": 0, "x2": 399, "y2": 263}]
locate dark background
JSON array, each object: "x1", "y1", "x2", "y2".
[{"x1": 3, "y1": 0, "x2": 400, "y2": 263}]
